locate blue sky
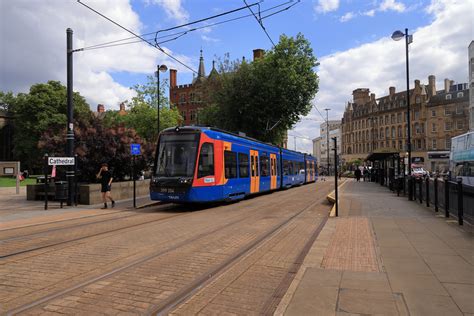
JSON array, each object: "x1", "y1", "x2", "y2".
[
  {"x1": 110, "y1": 0, "x2": 433, "y2": 87},
  {"x1": 1, "y1": 0, "x2": 472, "y2": 153}
]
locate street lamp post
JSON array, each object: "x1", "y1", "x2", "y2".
[
  {"x1": 156, "y1": 64, "x2": 168, "y2": 136},
  {"x1": 324, "y1": 108, "x2": 330, "y2": 176},
  {"x1": 392, "y1": 28, "x2": 413, "y2": 176}
]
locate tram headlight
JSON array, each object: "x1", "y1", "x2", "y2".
[{"x1": 178, "y1": 177, "x2": 192, "y2": 184}]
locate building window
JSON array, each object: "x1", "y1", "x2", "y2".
[
  {"x1": 391, "y1": 127, "x2": 396, "y2": 138},
  {"x1": 457, "y1": 120, "x2": 464, "y2": 130},
  {"x1": 385, "y1": 127, "x2": 389, "y2": 139},
  {"x1": 456, "y1": 105, "x2": 463, "y2": 114},
  {"x1": 415, "y1": 96, "x2": 421, "y2": 104},
  {"x1": 456, "y1": 92, "x2": 463, "y2": 98},
  {"x1": 432, "y1": 139, "x2": 437, "y2": 150},
  {"x1": 414, "y1": 110, "x2": 420, "y2": 120},
  {"x1": 399, "y1": 140, "x2": 402, "y2": 150},
  {"x1": 432, "y1": 123, "x2": 436, "y2": 132},
  {"x1": 181, "y1": 111, "x2": 187, "y2": 121},
  {"x1": 446, "y1": 138, "x2": 451, "y2": 150},
  {"x1": 445, "y1": 107, "x2": 452, "y2": 116},
  {"x1": 398, "y1": 126, "x2": 402, "y2": 137},
  {"x1": 397, "y1": 113, "x2": 402, "y2": 123},
  {"x1": 179, "y1": 93, "x2": 186, "y2": 104},
  {"x1": 445, "y1": 121, "x2": 453, "y2": 131},
  {"x1": 417, "y1": 139, "x2": 422, "y2": 150},
  {"x1": 190, "y1": 110, "x2": 196, "y2": 121},
  {"x1": 189, "y1": 92, "x2": 195, "y2": 102},
  {"x1": 431, "y1": 110, "x2": 436, "y2": 117},
  {"x1": 385, "y1": 115, "x2": 388, "y2": 124},
  {"x1": 415, "y1": 123, "x2": 422, "y2": 134},
  {"x1": 391, "y1": 114, "x2": 395, "y2": 124},
  {"x1": 445, "y1": 94, "x2": 452, "y2": 100}
]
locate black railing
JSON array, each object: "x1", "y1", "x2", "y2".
[{"x1": 398, "y1": 176, "x2": 473, "y2": 225}]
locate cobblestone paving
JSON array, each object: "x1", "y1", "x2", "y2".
[
  {"x1": 1, "y1": 182, "x2": 332, "y2": 314},
  {"x1": 321, "y1": 217, "x2": 380, "y2": 272}
]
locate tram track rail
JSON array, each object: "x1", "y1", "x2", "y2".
[
  {"x1": 0, "y1": 204, "x2": 180, "y2": 259},
  {"x1": 6, "y1": 183, "x2": 333, "y2": 315}
]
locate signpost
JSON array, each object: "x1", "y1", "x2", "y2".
[{"x1": 131, "y1": 144, "x2": 141, "y2": 208}]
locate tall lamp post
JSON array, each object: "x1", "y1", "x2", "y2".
[
  {"x1": 156, "y1": 64, "x2": 168, "y2": 135},
  {"x1": 324, "y1": 108, "x2": 330, "y2": 176},
  {"x1": 392, "y1": 28, "x2": 413, "y2": 175}
]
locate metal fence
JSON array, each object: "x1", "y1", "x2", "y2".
[{"x1": 394, "y1": 176, "x2": 473, "y2": 225}]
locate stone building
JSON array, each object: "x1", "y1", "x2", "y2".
[
  {"x1": 341, "y1": 75, "x2": 470, "y2": 172},
  {"x1": 313, "y1": 120, "x2": 341, "y2": 174}
]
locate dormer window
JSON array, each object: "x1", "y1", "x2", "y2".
[
  {"x1": 445, "y1": 94, "x2": 452, "y2": 100},
  {"x1": 457, "y1": 92, "x2": 464, "y2": 98}
]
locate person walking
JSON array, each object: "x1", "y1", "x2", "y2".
[
  {"x1": 96, "y1": 163, "x2": 115, "y2": 209},
  {"x1": 363, "y1": 167, "x2": 369, "y2": 182},
  {"x1": 354, "y1": 167, "x2": 362, "y2": 182}
]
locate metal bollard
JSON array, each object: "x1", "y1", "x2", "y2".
[
  {"x1": 457, "y1": 178, "x2": 463, "y2": 226},
  {"x1": 408, "y1": 177, "x2": 413, "y2": 201},
  {"x1": 444, "y1": 177, "x2": 449, "y2": 218},
  {"x1": 426, "y1": 177, "x2": 430, "y2": 207},
  {"x1": 419, "y1": 178, "x2": 423, "y2": 204},
  {"x1": 397, "y1": 177, "x2": 401, "y2": 196},
  {"x1": 434, "y1": 177, "x2": 439, "y2": 212}
]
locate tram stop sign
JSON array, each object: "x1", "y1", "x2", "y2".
[{"x1": 130, "y1": 143, "x2": 141, "y2": 155}]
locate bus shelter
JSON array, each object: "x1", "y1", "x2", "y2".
[{"x1": 366, "y1": 149, "x2": 404, "y2": 190}]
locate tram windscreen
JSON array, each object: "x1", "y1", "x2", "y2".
[{"x1": 155, "y1": 133, "x2": 199, "y2": 177}]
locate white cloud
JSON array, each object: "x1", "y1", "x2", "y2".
[
  {"x1": 340, "y1": 12, "x2": 356, "y2": 22},
  {"x1": 314, "y1": 0, "x2": 340, "y2": 13},
  {"x1": 379, "y1": 0, "x2": 406, "y2": 12},
  {"x1": 201, "y1": 35, "x2": 220, "y2": 43},
  {"x1": 0, "y1": 0, "x2": 194, "y2": 110},
  {"x1": 362, "y1": 9, "x2": 376, "y2": 16},
  {"x1": 148, "y1": 0, "x2": 189, "y2": 24},
  {"x1": 292, "y1": 0, "x2": 471, "y2": 153}
]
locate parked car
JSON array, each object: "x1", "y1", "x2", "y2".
[{"x1": 412, "y1": 167, "x2": 428, "y2": 178}]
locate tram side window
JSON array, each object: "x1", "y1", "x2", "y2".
[
  {"x1": 239, "y1": 153, "x2": 249, "y2": 178},
  {"x1": 260, "y1": 154, "x2": 270, "y2": 177},
  {"x1": 197, "y1": 143, "x2": 214, "y2": 178},
  {"x1": 224, "y1": 150, "x2": 237, "y2": 179},
  {"x1": 283, "y1": 160, "x2": 289, "y2": 176}
]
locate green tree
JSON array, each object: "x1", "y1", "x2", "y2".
[
  {"x1": 200, "y1": 33, "x2": 319, "y2": 144},
  {"x1": 40, "y1": 119, "x2": 154, "y2": 183},
  {"x1": 10, "y1": 81, "x2": 91, "y2": 170},
  {"x1": 104, "y1": 76, "x2": 181, "y2": 142}
]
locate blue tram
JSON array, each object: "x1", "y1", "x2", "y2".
[{"x1": 150, "y1": 126, "x2": 317, "y2": 203}]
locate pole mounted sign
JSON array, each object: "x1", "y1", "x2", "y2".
[
  {"x1": 48, "y1": 157, "x2": 75, "y2": 166},
  {"x1": 131, "y1": 143, "x2": 141, "y2": 155}
]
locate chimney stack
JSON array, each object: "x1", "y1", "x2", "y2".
[
  {"x1": 370, "y1": 93, "x2": 376, "y2": 101},
  {"x1": 428, "y1": 75, "x2": 436, "y2": 96},
  {"x1": 444, "y1": 78, "x2": 451, "y2": 93},
  {"x1": 170, "y1": 69, "x2": 177, "y2": 89},
  {"x1": 389, "y1": 86, "x2": 396, "y2": 97},
  {"x1": 253, "y1": 49, "x2": 264, "y2": 61},
  {"x1": 414, "y1": 79, "x2": 420, "y2": 89}
]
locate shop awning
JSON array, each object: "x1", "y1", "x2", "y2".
[{"x1": 366, "y1": 149, "x2": 399, "y2": 162}]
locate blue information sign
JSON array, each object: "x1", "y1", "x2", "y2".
[{"x1": 131, "y1": 143, "x2": 141, "y2": 155}]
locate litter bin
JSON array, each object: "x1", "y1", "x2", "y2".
[{"x1": 55, "y1": 181, "x2": 68, "y2": 208}]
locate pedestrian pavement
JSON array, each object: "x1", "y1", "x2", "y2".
[
  {"x1": 0, "y1": 187, "x2": 156, "y2": 229},
  {"x1": 276, "y1": 179, "x2": 473, "y2": 316}
]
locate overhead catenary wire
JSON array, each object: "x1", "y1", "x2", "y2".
[
  {"x1": 243, "y1": 0, "x2": 275, "y2": 47},
  {"x1": 76, "y1": 0, "x2": 198, "y2": 74},
  {"x1": 76, "y1": 1, "x2": 296, "y2": 52}
]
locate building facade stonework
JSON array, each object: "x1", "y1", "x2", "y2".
[
  {"x1": 341, "y1": 75, "x2": 470, "y2": 172},
  {"x1": 313, "y1": 120, "x2": 341, "y2": 174}
]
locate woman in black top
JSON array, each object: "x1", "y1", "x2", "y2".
[{"x1": 96, "y1": 163, "x2": 115, "y2": 209}]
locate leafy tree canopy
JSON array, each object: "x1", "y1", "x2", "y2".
[
  {"x1": 104, "y1": 75, "x2": 181, "y2": 142},
  {"x1": 199, "y1": 33, "x2": 319, "y2": 144},
  {"x1": 8, "y1": 81, "x2": 91, "y2": 170}
]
